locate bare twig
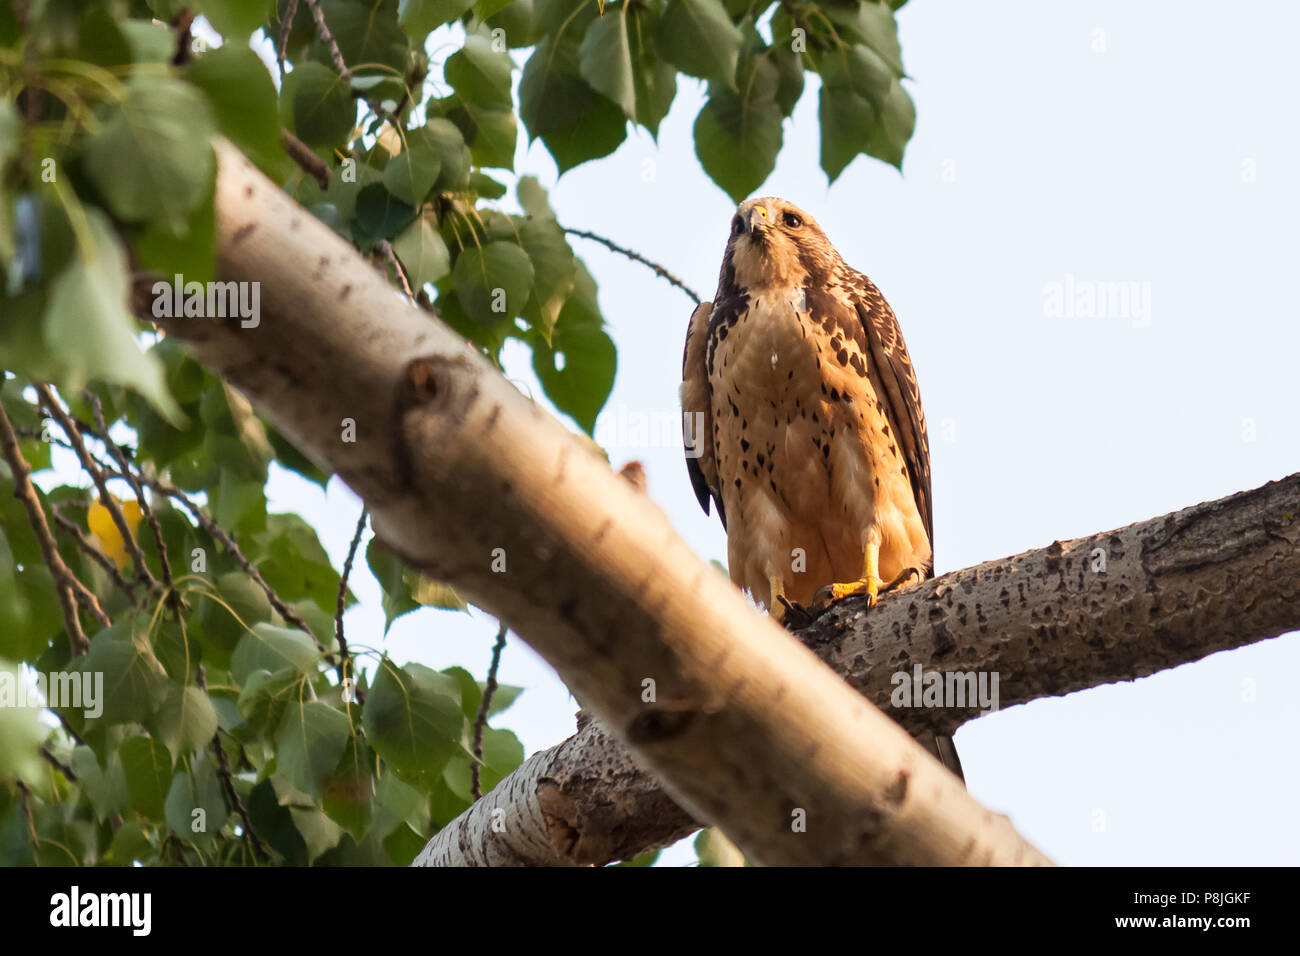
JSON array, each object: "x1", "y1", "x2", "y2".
[
  {"x1": 563, "y1": 227, "x2": 702, "y2": 306},
  {"x1": 376, "y1": 239, "x2": 415, "y2": 301},
  {"x1": 198, "y1": 665, "x2": 268, "y2": 863},
  {"x1": 41, "y1": 746, "x2": 77, "y2": 783},
  {"x1": 50, "y1": 505, "x2": 137, "y2": 598},
  {"x1": 335, "y1": 507, "x2": 367, "y2": 702},
  {"x1": 276, "y1": 0, "x2": 300, "y2": 78},
  {"x1": 86, "y1": 392, "x2": 179, "y2": 609},
  {"x1": 470, "y1": 623, "x2": 508, "y2": 801},
  {"x1": 17, "y1": 782, "x2": 39, "y2": 864},
  {"x1": 0, "y1": 400, "x2": 97, "y2": 653},
  {"x1": 304, "y1": 0, "x2": 350, "y2": 80},
  {"x1": 36, "y1": 385, "x2": 158, "y2": 591},
  {"x1": 282, "y1": 128, "x2": 330, "y2": 190}
]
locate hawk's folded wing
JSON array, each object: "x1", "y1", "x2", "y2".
[
  {"x1": 680, "y1": 300, "x2": 724, "y2": 528},
  {"x1": 851, "y1": 275, "x2": 933, "y2": 553}
]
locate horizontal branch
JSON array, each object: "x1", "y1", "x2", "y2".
[
  {"x1": 416, "y1": 472, "x2": 1300, "y2": 865},
  {"x1": 151, "y1": 139, "x2": 1050, "y2": 867}
]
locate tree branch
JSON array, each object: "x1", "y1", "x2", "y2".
[
  {"x1": 0, "y1": 399, "x2": 99, "y2": 654},
  {"x1": 147, "y1": 139, "x2": 1050, "y2": 867},
  {"x1": 414, "y1": 472, "x2": 1300, "y2": 864}
]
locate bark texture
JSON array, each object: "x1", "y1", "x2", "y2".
[
  {"x1": 416, "y1": 473, "x2": 1300, "y2": 865},
  {"x1": 156, "y1": 140, "x2": 1052, "y2": 866}
]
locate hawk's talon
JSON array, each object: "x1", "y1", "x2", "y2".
[
  {"x1": 811, "y1": 575, "x2": 884, "y2": 613},
  {"x1": 775, "y1": 595, "x2": 816, "y2": 630}
]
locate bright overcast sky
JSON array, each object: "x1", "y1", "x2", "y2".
[{"x1": 236, "y1": 1, "x2": 1300, "y2": 865}]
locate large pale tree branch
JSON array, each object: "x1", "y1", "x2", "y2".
[
  {"x1": 149, "y1": 140, "x2": 1050, "y2": 866},
  {"x1": 416, "y1": 472, "x2": 1299, "y2": 864}
]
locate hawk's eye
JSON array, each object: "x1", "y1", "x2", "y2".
[
  {"x1": 782, "y1": 212, "x2": 803, "y2": 229},
  {"x1": 731, "y1": 216, "x2": 744, "y2": 235}
]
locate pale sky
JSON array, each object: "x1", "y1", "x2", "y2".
[{"x1": 124, "y1": 1, "x2": 1300, "y2": 865}]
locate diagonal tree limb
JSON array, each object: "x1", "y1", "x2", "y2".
[
  {"x1": 0, "y1": 399, "x2": 103, "y2": 653},
  {"x1": 147, "y1": 139, "x2": 1051, "y2": 866},
  {"x1": 415, "y1": 472, "x2": 1300, "y2": 865}
]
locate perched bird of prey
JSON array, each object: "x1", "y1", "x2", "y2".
[{"x1": 681, "y1": 197, "x2": 963, "y2": 781}]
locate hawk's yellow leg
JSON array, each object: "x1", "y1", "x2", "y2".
[
  {"x1": 768, "y1": 575, "x2": 789, "y2": 622},
  {"x1": 816, "y1": 543, "x2": 923, "y2": 610}
]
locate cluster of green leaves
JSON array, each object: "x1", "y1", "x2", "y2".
[
  {"x1": 518, "y1": 0, "x2": 914, "y2": 198},
  {"x1": 0, "y1": 376, "x2": 526, "y2": 865},
  {"x1": 0, "y1": 0, "x2": 916, "y2": 866}
]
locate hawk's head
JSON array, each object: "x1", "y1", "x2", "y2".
[{"x1": 722, "y1": 197, "x2": 838, "y2": 293}]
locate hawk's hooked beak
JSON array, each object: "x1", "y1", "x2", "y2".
[{"x1": 745, "y1": 204, "x2": 770, "y2": 235}]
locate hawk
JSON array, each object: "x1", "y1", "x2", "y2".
[{"x1": 680, "y1": 197, "x2": 963, "y2": 781}]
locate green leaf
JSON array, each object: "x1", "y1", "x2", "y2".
[
  {"x1": 281, "y1": 61, "x2": 356, "y2": 150},
  {"x1": 290, "y1": 805, "x2": 344, "y2": 862},
  {"x1": 255, "y1": 513, "x2": 342, "y2": 616},
  {"x1": 862, "y1": 74, "x2": 915, "y2": 170},
  {"x1": 274, "y1": 700, "x2": 351, "y2": 800},
  {"x1": 366, "y1": 538, "x2": 418, "y2": 632},
  {"x1": 362, "y1": 660, "x2": 464, "y2": 789},
  {"x1": 146, "y1": 683, "x2": 218, "y2": 763},
  {"x1": 353, "y1": 182, "x2": 416, "y2": 239},
  {"x1": 517, "y1": 211, "x2": 575, "y2": 341},
  {"x1": 445, "y1": 33, "x2": 514, "y2": 109},
  {"x1": 69, "y1": 744, "x2": 129, "y2": 820},
  {"x1": 84, "y1": 75, "x2": 215, "y2": 232},
  {"x1": 0, "y1": 100, "x2": 19, "y2": 170},
  {"x1": 693, "y1": 54, "x2": 783, "y2": 202},
  {"x1": 392, "y1": 215, "x2": 451, "y2": 289},
  {"x1": 454, "y1": 104, "x2": 517, "y2": 170},
  {"x1": 519, "y1": 36, "x2": 628, "y2": 172},
  {"x1": 400, "y1": 0, "x2": 476, "y2": 39},
  {"x1": 135, "y1": 165, "x2": 216, "y2": 285},
  {"x1": 579, "y1": 7, "x2": 636, "y2": 119},
  {"x1": 629, "y1": 7, "x2": 677, "y2": 136},
  {"x1": 531, "y1": 261, "x2": 615, "y2": 433},
  {"x1": 77, "y1": 622, "x2": 168, "y2": 726},
  {"x1": 819, "y1": 82, "x2": 875, "y2": 181},
  {"x1": 194, "y1": 0, "x2": 268, "y2": 40},
  {"x1": 187, "y1": 45, "x2": 288, "y2": 177},
  {"x1": 323, "y1": 0, "x2": 410, "y2": 78},
  {"x1": 382, "y1": 128, "x2": 443, "y2": 205},
  {"x1": 453, "y1": 240, "x2": 534, "y2": 324},
  {"x1": 43, "y1": 210, "x2": 184, "y2": 424},
  {"x1": 0, "y1": 658, "x2": 44, "y2": 782},
  {"x1": 119, "y1": 736, "x2": 174, "y2": 818},
  {"x1": 196, "y1": 572, "x2": 275, "y2": 663},
  {"x1": 231, "y1": 623, "x2": 320, "y2": 685},
  {"x1": 655, "y1": 0, "x2": 742, "y2": 86},
  {"x1": 323, "y1": 733, "x2": 374, "y2": 838}
]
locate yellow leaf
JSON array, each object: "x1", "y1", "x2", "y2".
[{"x1": 88, "y1": 495, "x2": 143, "y2": 571}]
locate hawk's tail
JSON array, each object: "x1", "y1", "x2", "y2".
[{"x1": 924, "y1": 733, "x2": 965, "y2": 784}]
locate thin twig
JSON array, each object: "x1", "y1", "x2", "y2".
[
  {"x1": 0, "y1": 400, "x2": 96, "y2": 653},
  {"x1": 50, "y1": 506, "x2": 137, "y2": 598},
  {"x1": 470, "y1": 623, "x2": 508, "y2": 801},
  {"x1": 335, "y1": 508, "x2": 367, "y2": 703},
  {"x1": 86, "y1": 392, "x2": 179, "y2": 610},
  {"x1": 304, "y1": 0, "x2": 350, "y2": 80},
  {"x1": 41, "y1": 746, "x2": 77, "y2": 783},
  {"x1": 17, "y1": 782, "x2": 39, "y2": 864},
  {"x1": 36, "y1": 385, "x2": 158, "y2": 591},
  {"x1": 282, "y1": 128, "x2": 330, "y2": 190},
  {"x1": 376, "y1": 239, "x2": 415, "y2": 300},
  {"x1": 277, "y1": 0, "x2": 300, "y2": 78},
  {"x1": 562, "y1": 227, "x2": 702, "y2": 306},
  {"x1": 115, "y1": 468, "x2": 340, "y2": 671},
  {"x1": 198, "y1": 665, "x2": 268, "y2": 863}
]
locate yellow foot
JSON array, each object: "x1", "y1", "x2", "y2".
[
  {"x1": 812, "y1": 575, "x2": 883, "y2": 612},
  {"x1": 810, "y1": 567, "x2": 922, "y2": 613}
]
